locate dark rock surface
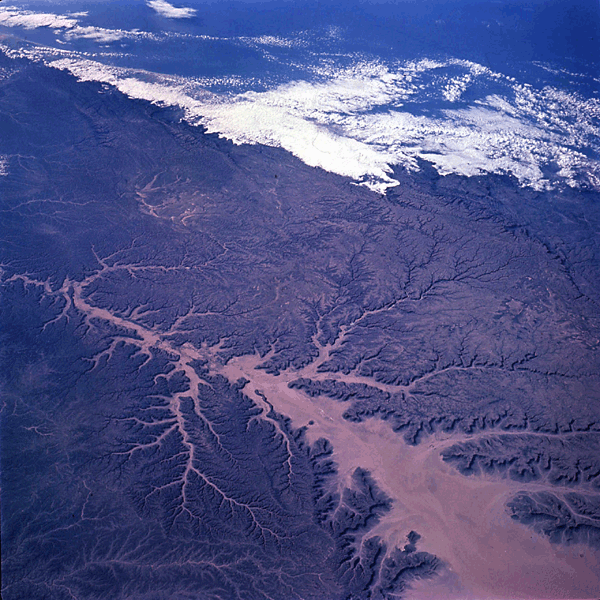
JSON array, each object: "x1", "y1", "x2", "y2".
[{"x1": 2, "y1": 47, "x2": 600, "y2": 598}]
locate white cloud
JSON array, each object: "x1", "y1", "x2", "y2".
[
  {"x1": 0, "y1": 6, "x2": 155, "y2": 44},
  {"x1": 0, "y1": 155, "x2": 8, "y2": 176},
  {"x1": 0, "y1": 7, "x2": 78, "y2": 30},
  {"x1": 200, "y1": 100, "x2": 398, "y2": 191},
  {"x1": 6, "y1": 44, "x2": 599, "y2": 193},
  {"x1": 147, "y1": 0, "x2": 197, "y2": 19},
  {"x1": 65, "y1": 26, "x2": 130, "y2": 43}
]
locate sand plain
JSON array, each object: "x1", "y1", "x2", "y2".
[{"x1": 221, "y1": 353, "x2": 600, "y2": 599}]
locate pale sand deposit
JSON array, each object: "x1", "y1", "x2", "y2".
[
  {"x1": 13, "y1": 269, "x2": 597, "y2": 598},
  {"x1": 220, "y1": 353, "x2": 600, "y2": 599}
]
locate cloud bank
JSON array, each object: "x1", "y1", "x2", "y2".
[
  {"x1": 0, "y1": 7, "x2": 78, "y2": 30},
  {"x1": 1, "y1": 35, "x2": 598, "y2": 194}
]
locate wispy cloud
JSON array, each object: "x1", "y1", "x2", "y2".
[{"x1": 147, "y1": 0, "x2": 197, "y2": 19}]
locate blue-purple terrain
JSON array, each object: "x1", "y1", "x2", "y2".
[{"x1": 1, "y1": 1, "x2": 600, "y2": 598}]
